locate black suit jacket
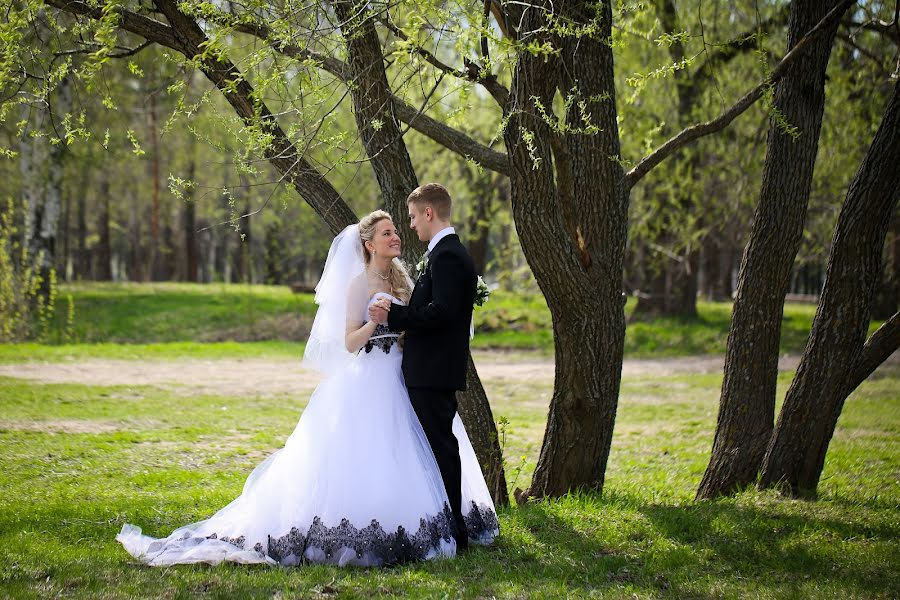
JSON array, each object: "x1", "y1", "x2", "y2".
[{"x1": 388, "y1": 234, "x2": 476, "y2": 391}]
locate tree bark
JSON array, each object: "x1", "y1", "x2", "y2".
[
  {"x1": 697, "y1": 0, "x2": 844, "y2": 500},
  {"x1": 508, "y1": 0, "x2": 628, "y2": 498},
  {"x1": 759, "y1": 78, "x2": 900, "y2": 497},
  {"x1": 331, "y1": 0, "x2": 423, "y2": 260}
]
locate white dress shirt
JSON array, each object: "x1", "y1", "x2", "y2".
[{"x1": 428, "y1": 226, "x2": 456, "y2": 253}]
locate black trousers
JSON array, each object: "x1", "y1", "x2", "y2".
[{"x1": 407, "y1": 387, "x2": 468, "y2": 550}]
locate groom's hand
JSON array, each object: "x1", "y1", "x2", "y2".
[{"x1": 368, "y1": 304, "x2": 389, "y2": 324}]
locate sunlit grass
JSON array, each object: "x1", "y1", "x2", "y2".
[
  {"x1": 0, "y1": 356, "x2": 896, "y2": 598},
  {"x1": 18, "y1": 282, "x2": 869, "y2": 359}
]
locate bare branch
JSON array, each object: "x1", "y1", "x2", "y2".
[
  {"x1": 842, "y1": 17, "x2": 900, "y2": 44},
  {"x1": 54, "y1": 39, "x2": 154, "y2": 59},
  {"x1": 391, "y1": 98, "x2": 509, "y2": 174},
  {"x1": 624, "y1": 0, "x2": 857, "y2": 190}
]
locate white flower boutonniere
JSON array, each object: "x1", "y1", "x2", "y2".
[
  {"x1": 474, "y1": 275, "x2": 490, "y2": 307},
  {"x1": 415, "y1": 251, "x2": 429, "y2": 277}
]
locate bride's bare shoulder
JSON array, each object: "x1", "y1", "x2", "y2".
[{"x1": 347, "y1": 271, "x2": 371, "y2": 299}]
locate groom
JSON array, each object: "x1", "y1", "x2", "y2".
[{"x1": 368, "y1": 183, "x2": 476, "y2": 552}]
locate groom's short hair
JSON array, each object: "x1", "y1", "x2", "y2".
[{"x1": 407, "y1": 183, "x2": 452, "y2": 220}]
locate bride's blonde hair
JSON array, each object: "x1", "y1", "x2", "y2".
[{"x1": 359, "y1": 210, "x2": 413, "y2": 303}]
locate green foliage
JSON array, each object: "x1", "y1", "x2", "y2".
[
  {"x1": 46, "y1": 282, "x2": 315, "y2": 344},
  {"x1": 0, "y1": 198, "x2": 73, "y2": 343}
]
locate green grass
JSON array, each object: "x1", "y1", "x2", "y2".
[
  {"x1": 0, "y1": 356, "x2": 897, "y2": 598},
  {"x1": 19, "y1": 282, "x2": 868, "y2": 359},
  {"x1": 46, "y1": 282, "x2": 317, "y2": 344},
  {"x1": 0, "y1": 341, "x2": 302, "y2": 362}
]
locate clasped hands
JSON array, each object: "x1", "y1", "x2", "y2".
[{"x1": 368, "y1": 298, "x2": 391, "y2": 324}]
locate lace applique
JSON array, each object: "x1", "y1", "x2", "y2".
[
  {"x1": 205, "y1": 503, "x2": 454, "y2": 566},
  {"x1": 463, "y1": 501, "x2": 500, "y2": 542},
  {"x1": 202, "y1": 502, "x2": 497, "y2": 566},
  {"x1": 363, "y1": 323, "x2": 399, "y2": 354}
]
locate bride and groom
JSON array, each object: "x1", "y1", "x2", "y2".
[{"x1": 117, "y1": 183, "x2": 499, "y2": 567}]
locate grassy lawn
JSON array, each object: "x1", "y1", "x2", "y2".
[
  {"x1": 0, "y1": 353, "x2": 897, "y2": 598},
  {"x1": 16, "y1": 281, "x2": 874, "y2": 359}
]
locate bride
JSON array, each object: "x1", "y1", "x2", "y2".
[{"x1": 116, "y1": 210, "x2": 498, "y2": 567}]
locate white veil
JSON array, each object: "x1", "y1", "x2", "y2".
[{"x1": 302, "y1": 223, "x2": 365, "y2": 375}]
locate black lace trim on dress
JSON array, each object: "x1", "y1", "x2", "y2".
[
  {"x1": 463, "y1": 501, "x2": 500, "y2": 541},
  {"x1": 363, "y1": 323, "x2": 399, "y2": 354},
  {"x1": 203, "y1": 502, "x2": 498, "y2": 566}
]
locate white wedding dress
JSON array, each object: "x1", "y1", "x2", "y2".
[{"x1": 116, "y1": 289, "x2": 499, "y2": 568}]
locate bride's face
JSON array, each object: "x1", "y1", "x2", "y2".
[{"x1": 368, "y1": 219, "x2": 401, "y2": 259}]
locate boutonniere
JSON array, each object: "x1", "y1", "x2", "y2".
[
  {"x1": 474, "y1": 275, "x2": 490, "y2": 307},
  {"x1": 415, "y1": 251, "x2": 429, "y2": 277}
]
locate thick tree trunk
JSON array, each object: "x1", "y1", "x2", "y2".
[
  {"x1": 759, "y1": 78, "x2": 900, "y2": 497},
  {"x1": 333, "y1": 0, "x2": 508, "y2": 504},
  {"x1": 697, "y1": 0, "x2": 843, "y2": 499},
  {"x1": 508, "y1": 0, "x2": 627, "y2": 498}
]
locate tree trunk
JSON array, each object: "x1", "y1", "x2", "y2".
[
  {"x1": 77, "y1": 180, "x2": 88, "y2": 279},
  {"x1": 759, "y1": 77, "x2": 900, "y2": 497},
  {"x1": 129, "y1": 187, "x2": 144, "y2": 282},
  {"x1": 697, "y1": 0, "x2": 843, "y2": 499},
  {"x1": 20, "y1": 78, "x2": 62, "y2": 291},
  {"x1": 59, "y1": 180, "x2": 70, "y2": 281},
  {"x1": 183, "y1": 201, "x2": 198, "y2": 283},
  {"x1": 333, "y1": 0, "x2": 508, "y2": 504},
  {"x1": 96, "y1": 175, "x2": 113, "y2": 281},
  {"x1": 147, "y1": 91, "x2": 162, "y2": 281},
  {"x1": 331, "y1": 0, "x2": 422, "y2": 260},
  {"x1": 508, "y1": 0, "x2": 628, "y2": 498}
]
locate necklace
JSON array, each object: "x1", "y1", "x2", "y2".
[{"x1": 371, "y1": 266, "x2": 391, "y2": 281}]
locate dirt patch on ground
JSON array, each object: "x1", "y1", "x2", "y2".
[
  {"x1": 471, "y1": 353, "x2": 805, "y2": 383},
  {"x1": 0, "y1": 360, "x2": 321, "y2": 398},
  {"x1": 0, "y1": 419, "x2": 126, "y2": 434},
  {"x1": 0, "y1": 352, "x2": 819, "y2": 397}
]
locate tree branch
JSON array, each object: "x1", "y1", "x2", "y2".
[
  {"x1": 842, "y1": 17, "x2": 900, "y2": 45},
  {"x1": 848, "y1": 311, "x2": 900, "y2": 392},
  {"x1": 624, "y1": 0, "x2": 856, "y2": 190},
  {"x1": 44, "y1": 0, "x2": 180, "y2": 49},
  {"x1": 377, "y1": 14, "x2": 510, "y2": 107},
  {"x1": 45, "y1": 0, "x2": 357, "y2": 233},
  {"x1": 229, "y1": 17, "x2": 510, "y2": 175}
]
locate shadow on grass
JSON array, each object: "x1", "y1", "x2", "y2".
[{"x1": 2, "y1": 490, "x2": 898, "y2": 598}]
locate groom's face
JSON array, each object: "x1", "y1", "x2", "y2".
[{"x1": 408, "y1": 203, "x2": 431, "y2": 242}]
